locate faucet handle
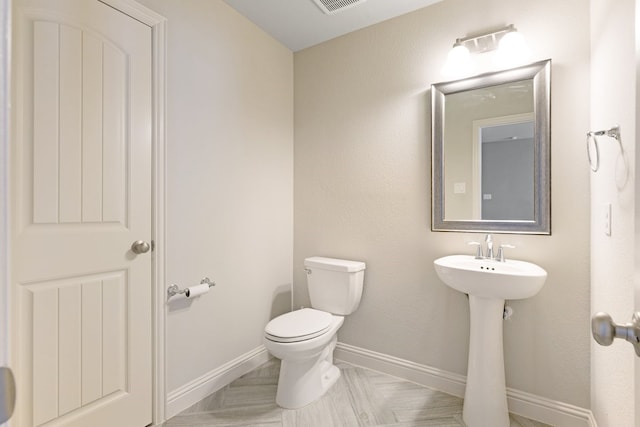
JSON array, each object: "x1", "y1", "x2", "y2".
[
  {"x1": 468, "y1": 241, "x2": 483, "y2": 259},
  {"x1": 496, "y1": 244, "x2": 516, "y2": 262}
]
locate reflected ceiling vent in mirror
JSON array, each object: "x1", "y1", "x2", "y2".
[{"x1": 311, "y1": 0, "x2": 367, "y2": 15}]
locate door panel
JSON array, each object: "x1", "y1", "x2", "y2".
[
  {"x1": 25, "y1": 272, "x2": 127, "y2": 424},
  {"x1": 31, "y1": 22, "x2": 128, "y2": 227},
  {"x1": 12, "y1": 1, "x2": 152, "y2": 425}
]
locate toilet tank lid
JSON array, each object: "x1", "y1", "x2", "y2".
[{"x1": 304, "y1": 256, "x2": 366, "y2": 272}]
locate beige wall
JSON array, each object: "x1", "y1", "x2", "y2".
[
  {"x1": 295, "y1": 0, "x2": 591, "y2": 408},
  {"x1": 590, "y1": 0, "x2": 636, "y2": 425},
  {"x1": 136, "y1": 0, "x2": 293, "y2": 393}
]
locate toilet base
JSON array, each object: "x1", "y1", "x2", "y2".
[{"x1": 275, "y1": 335, "x2": 340, "y2": 409}]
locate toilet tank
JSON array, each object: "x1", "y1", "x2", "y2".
[{"x1": 304, "y1": 257, "x2": 366, "y2": 315}]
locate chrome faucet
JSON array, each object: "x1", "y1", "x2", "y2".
[
  {"x1": 468, "y1": 234, "x2": 514, "y2": 261},
  {"x1": 484, "y1": 234, "x2": 494, "y2": 259}
]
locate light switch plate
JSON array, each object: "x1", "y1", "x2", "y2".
[{"x1": 604, "y1": 203, "x2": 612, "y2": 236}]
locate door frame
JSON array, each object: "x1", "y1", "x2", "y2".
[
  {"x1": 1, "y1": 0, "x2": 11, "y2": 391},
  {"x1": 471, "y1": 112, "x2": 535, "y2": 220},
  {"x1": 4, "y1": 0, "x2": 167, "y2": 425},
  {"x1": 632, "y1": 0, "x2": 640, "y2": 427}
]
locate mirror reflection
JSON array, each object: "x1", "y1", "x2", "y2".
[{"x1": 432, "y1": 60, "x2": 550, "y2": 234}]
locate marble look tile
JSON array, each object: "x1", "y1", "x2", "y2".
[
  {"x1": 322, "y1": 370, "x2": 369, "y2": 426},
  {"x1": 510, "y1": 413, "x2": 553, "y2": 427},
  {"x1": 163, "y1": 403, "x2": 282, "y2": 426},
  {"x1": 340, "y1": 367, "x2": 397, "y2": 425},
  {"x1": 281, "y1": 396, "x2": 347, "y2": 427},
  {"x1": 163, "y1": 359, "x2": 554, "y2": 427},
  {"x1": 378, "y1": 418, "x2": 463, "y2": 427}
]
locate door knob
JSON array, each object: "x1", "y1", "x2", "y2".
[
  {"x1": 591, "y1": 311, "x2": 640, "y2": 357},
  {"x1": 131, "y1": 240, "x2": 151, "y2": 254}
]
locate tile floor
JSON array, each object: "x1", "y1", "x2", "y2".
[{"x1": 163, "y1": 359, "x2": 553, "y2": 427}]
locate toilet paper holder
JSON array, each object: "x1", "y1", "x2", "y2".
[{"x1": 167, "y1": 277, "x2": 216, "y2": 300}]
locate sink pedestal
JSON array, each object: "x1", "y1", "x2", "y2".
[
  {"x1": 433, "y1": 254, "x2": 547, "y2": 427},
  {"x1": 463, "y1": 295, "x2": 509, "y2": 427}
]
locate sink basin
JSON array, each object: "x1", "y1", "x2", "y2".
[
  {"x1": 434, "y1": 254, "x2": 547, "y2": 300},
  {"x1": 433, "y1": 254, "x2": 547, "y2": 427}
]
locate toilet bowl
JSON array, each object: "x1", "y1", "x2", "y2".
[
  {"x1": 264, "y1": 308, "x2": 344, "y2": 408},
  {"x1": 263, "y1": 257, "x2": 365, "y2": 409}
]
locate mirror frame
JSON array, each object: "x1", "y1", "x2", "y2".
[{"x1": 431, "y1": 59, "x2": 551, "y2": 234}]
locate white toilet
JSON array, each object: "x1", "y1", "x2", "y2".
[{"x1": 263, "y1": 256, "x2": 366, "y2": 409}]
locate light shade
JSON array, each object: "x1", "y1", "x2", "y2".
[
  {"x1": 442, "y1": 43, "x2": 475, "y2": 79},
  {"x1": 494, "y1": 30, "x2": 531, "y2": 69}
]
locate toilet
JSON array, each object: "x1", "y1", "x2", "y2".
[{"x1": 263, "y1": 256, "x2": 366, "y2": 409}]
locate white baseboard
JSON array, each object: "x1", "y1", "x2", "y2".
[
  {"x1": 507, "y1": 388, "x2": 597, "y2": 427},
  {"x1": 165, "y1": 345, "x2": 272, "y2": 420},
  {"x1": 335, "y1": 342, "x2": 596, "y2": 427},
  {"x1": 335, "y1": 341, "x2": 468, "y2": 398}
]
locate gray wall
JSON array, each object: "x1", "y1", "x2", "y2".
[
  {"x1": 294, "y1": 0, "x2": 591, "y2": 407},
  {"x1": 482, "y1": 138, "x2": 534, "y2": 220}
]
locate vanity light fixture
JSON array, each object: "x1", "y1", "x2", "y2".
[
  {"x1": 441, "y1": 42, "x2": 474, "y2": 79},
  {"x1": 442, "y1": 24, "x2": 531, "y2": 78}
]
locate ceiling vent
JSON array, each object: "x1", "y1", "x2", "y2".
[{"x1": 311, "y1": 0, "x2": 367, "y2": 15}]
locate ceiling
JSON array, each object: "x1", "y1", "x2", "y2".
[{"x1": 223, "y1": 0, "x2": 443, "y2": 52}]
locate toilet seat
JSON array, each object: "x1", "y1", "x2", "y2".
[{"x1": 265, "y1": 308, "x2": 333, "y2": 343}]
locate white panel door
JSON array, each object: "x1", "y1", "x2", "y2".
[{"x1": 11, "y1": 0, "x2": 153, "y2": 426}]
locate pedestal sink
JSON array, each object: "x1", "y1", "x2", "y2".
[{"x1": 434, "y1": 255, "x2": 547, "y2": 427}]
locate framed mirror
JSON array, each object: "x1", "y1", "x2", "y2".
[{"x1": 431, "y1": 59, "x2": 551, "y2": 234}]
